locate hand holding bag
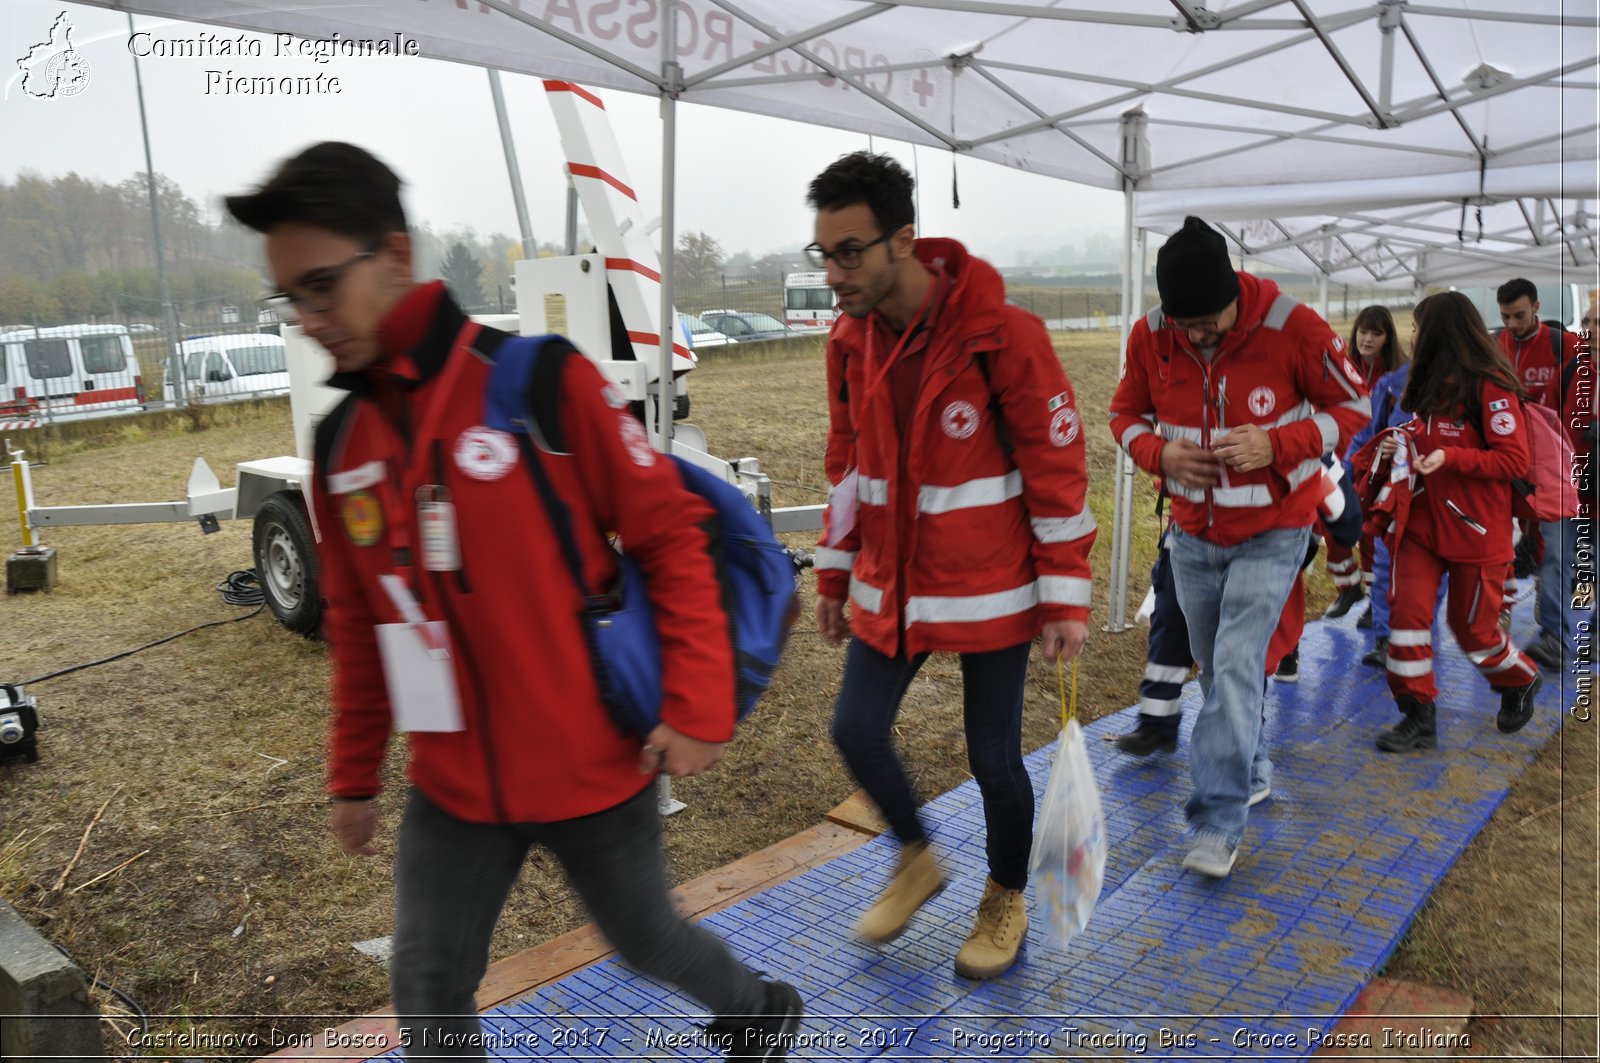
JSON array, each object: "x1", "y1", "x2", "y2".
[{"x1": 1027, "y1": 658, "x2": 1107, "y2": 949}]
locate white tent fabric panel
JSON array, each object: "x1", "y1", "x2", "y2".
[
  {"x1": 1137, "y1": 162, "x2": 1598, "y2": 288},
  {"x1": 76, "y1": 1, "x2": 1599, "y2": 193}
]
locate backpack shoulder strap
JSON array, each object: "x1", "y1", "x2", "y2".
[
  {"x1": 973, "y1": 349, "x2": 1013, "y2": 456},
  {"x1": 311, "y1": 392, "x2": 359, "y2": 495},
  {"x1": 481, "y1": 332, "x2": 593, "y2": 597},
  {"x1": 481, "y1": 331, "x2": 579, "y2": 453}
]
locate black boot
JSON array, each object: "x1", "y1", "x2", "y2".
[
  {"x1": 1355, "y1": 602, "x2": 1374, "y2": 630},
  {"x1": 1272, "y1": 646, "x2": 1299, "y2": 682},
  {"x1": 1495, "y1": 672, "x2": 1541, "y2": 734},
  {"x1": 1376, "y1": 696, "x2": 1436, "y2": 752},
  {"x1": 1360, "y1": 636, "x2": 1388, "y2": 668},
  {"x1": 1113, "y1": 722, "x2": 1179, "y2": 756},
  {"x1": 1323, "y1": 585, "x2": 1366, "y2": 619},
  {"x1": 705, "y1": 980, "x2": 804, "y2": 1061}
]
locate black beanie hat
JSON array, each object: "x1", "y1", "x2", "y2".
[{"x1": 1156, "y1": 216, "x2": 1239, "y2": 318}]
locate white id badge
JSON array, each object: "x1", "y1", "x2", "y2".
[
  {"x1": 376, "y1": 621, "x2": 464, "y2": 732},
  {"x1": 417, "y1": 489, "x2": 461, "y2": 572},
  {"x1": 824, "y1": 468, "x2": 860, "y2": 547}
]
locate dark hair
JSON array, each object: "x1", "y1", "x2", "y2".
[
  {"x1": 1349, "y1": 304, "x2": 1404, "y2": 373},
  {"x1": 1401, "y1": 291, "x2": 1521, "y2": 417},
  {"x1": 1496, "y1": 277, "x2": 1538, "y2": 307},
  {"x1": 225, "y1": 141, "x2": 406, "y2": 242},
  {"x1": 806, "y1": 151, "x2": 914, "y2": 236}
]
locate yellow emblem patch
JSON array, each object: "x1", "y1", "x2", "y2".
[{"x1": 341, "y1": 490, "x2": 384, "y2": 546}]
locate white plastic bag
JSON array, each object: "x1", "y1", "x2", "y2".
[{"x1": 1028, "y1": 717, "x2": 1107, "y2": 949}]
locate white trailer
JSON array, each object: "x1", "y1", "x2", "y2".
[{"x1": 10, "y1": 80, "x2": 825, "y2": 634}]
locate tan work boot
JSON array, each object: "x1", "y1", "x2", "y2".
[
  {"x1": 855, "y1": 841, "x2": 946, "y2": 943},
  {"x1": 953, "y1": 878, "x2": 1027, "y2": 979}
]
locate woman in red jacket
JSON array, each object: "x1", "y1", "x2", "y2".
[{"x1": 1373, "y1": 291, "x2": 1541, "y2": 752}]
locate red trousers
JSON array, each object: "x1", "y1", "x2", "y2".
[
  {"x1": 1385, "y1": 538, "x2": 1537, "y2": 703},
  {"x1": 1324, "y1": 536, "x2": 1361, "y2": 589}
]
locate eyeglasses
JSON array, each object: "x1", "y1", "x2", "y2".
[
  {"x1": 804, "y1": 229, "x2": 898, "y2": 270},
  {"x1": 262, "y1": 241, "x2": 382, "y2": 315}
]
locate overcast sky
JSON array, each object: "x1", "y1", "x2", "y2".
[{"x1": 2, "y1": 1, "x2": 1124, "y2": 266}]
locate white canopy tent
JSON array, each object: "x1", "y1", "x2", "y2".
[
  {"x1": 1137, "y1": 164, "x2": 1598, "y2": 289},
  {"x1": 77, "y1": 0, "x2": 1600, "y2": 627}
]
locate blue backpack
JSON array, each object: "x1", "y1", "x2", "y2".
[{"x1": 483, "y1": 333, "x2": 799, "y2": 737}]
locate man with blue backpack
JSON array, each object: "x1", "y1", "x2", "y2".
[{"x1": 226, "y1": 142, "x2": 801, "y2": 1061}]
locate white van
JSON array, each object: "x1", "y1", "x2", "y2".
[
  {"x1": 0, "y1": 324, "x2": 146, "y2": 423},
  {"x1": 163, "y1": 333, "x2": 290, "y2": 405}
]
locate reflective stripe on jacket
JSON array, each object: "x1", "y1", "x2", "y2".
[
  {"x1": 816, "y1": 238, "x2": 1096, "y2": 656},
  {"x1": 1109, "y1": 273, "x2": 1371, "y2": 547}
]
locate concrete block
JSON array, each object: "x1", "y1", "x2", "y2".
[
  {"x1": 7, "y1": 546, "x2": 58, "y2": 593},
  {"x1": 0, "y1": 898, "x2": 104, "y2": 1060}
]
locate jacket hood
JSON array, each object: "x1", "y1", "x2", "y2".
[
  {"x1": 832, "y1": 237, "x2": 1010, "y2": 347},
  {"x1": 1230, "y1": 272, "x2": 1283, "y2": 335}
]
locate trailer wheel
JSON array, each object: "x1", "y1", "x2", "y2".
[{"x1": 253, "y1": 492, "x2": 322, "y2": 637}]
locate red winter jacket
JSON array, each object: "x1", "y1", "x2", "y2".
[
  {"x1": 1356, "y1": 379, "x2": 1529, "y2": 563},
  {"x1": 1498, "y1": 322, "x2": 1581, "y2": 410},
  {"x1": 815, "y1": 238, "x2": 1096, "y2": 656},
  {"x1": 1109, "y1": 273, "x2": 1372, "y2": 547},
  {"x1": 313, "y1": 283, "x2": 735, "y2": 823},
  {"x1": 1390, "y1": 379, "x2": 1531, "y2": 565}
]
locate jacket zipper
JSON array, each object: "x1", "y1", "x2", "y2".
[
  {"x1": 1178, "y1": 343, "x2": 1216, "y2": 528},
  {"x1": 1445, "y1": 499, "x2": 1488, "y2": 536},
  {"x1": 427, "y1": 564, "x2": 510, "y2": 823},
  {"x1": 378, "y1": 381, "x2": 508, "y2": 822}
]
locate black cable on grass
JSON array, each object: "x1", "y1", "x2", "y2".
[
  {"x1": 21, "y1": 571, "x2": 265, "y2": 686},
  {"x1": 52, "y1": 942, "x2": 150, "y2": 1039}
]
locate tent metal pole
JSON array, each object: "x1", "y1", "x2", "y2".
[
  {"x1": 1110, "y1": 225, "x2": 1147, "y2": 633},
  {"x1": 656, "y1": 7, "x2": 680, "y2": 454},
  {"x1": 1106, "y1": 178, "x2": 1138, "y2": 633},
  {"x1": 1319, "y1": 231, "x2": 1332, "y2": 319},
  {"x1": 488, "y1": 69, "x2": 537, "y2": 261},
  {"x1": 565, "y1": 179, "x2": 579, "y2": 255},
  {"x1": 128, "y1": 13, "x2": 183, "y2": 404}
]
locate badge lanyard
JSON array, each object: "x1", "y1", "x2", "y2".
[
  {"x1": 398, "y1": 320, "x2": 484, "y2": 578},
  {"x1": 857, "y1": 278, "x2": 941, "y2": 423}
]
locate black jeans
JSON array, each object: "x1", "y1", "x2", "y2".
[
  {"x1": 390, "y1": 784, "x2": 766, "y2": 1059},
  {"x1": 830, "y1": 638, "x2": 1034, "y2": 889}
]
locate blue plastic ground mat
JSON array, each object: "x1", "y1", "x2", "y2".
[{"x1": 372, "y1": 599, "x2": 1572, "y2": 1061}]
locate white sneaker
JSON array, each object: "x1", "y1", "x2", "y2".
[
  {"x1": 1247, "y1": 783, "x2": 1271, "y2": 808},
  {"x1": 1182, "y1": 831, "x2": 1238, "y2": 878}
]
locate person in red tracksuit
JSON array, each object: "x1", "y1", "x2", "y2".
[
  {"x1": 807, "y1": 152, "x2": 1095, "y2": 979},
  {"x1": 1364, "y1": 291, "x2": 1542, "y2": 752},
  {"x1": 226, "y1": 143, "x2": 801, "y2": 1061}
]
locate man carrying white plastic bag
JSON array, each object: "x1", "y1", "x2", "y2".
[{"x1": 1029, "y1": 660, "x2": 1107, "y2": 948}]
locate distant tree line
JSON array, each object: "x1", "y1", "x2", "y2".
[{"x1": 0, "y1": 171, "x2": 555, "y2": 327}]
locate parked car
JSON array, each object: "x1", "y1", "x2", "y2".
[
  {"x1": 163, "y1": 333, "x2": 290, "y2": 405},
  {"x1": 698, "y1": 310, "x2": 793, "y2": 342},
  {"x1": 677, "y1": 312, "x2": 732, "y2": 350},
  {"x1": 0, "y1": 324, "x2": 146, "y2": 422}
]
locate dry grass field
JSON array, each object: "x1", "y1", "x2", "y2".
[{"x1": 0, "y1": 325, "x2": 1593, "y2": 1059}]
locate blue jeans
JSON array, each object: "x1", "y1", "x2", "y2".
[
  {"x1": 391, "y1": 786, "x2": 765, "y2": 1059},
  {"x1": 832, "y1": 639, "x2": 1034, "y2": 889},
  {"x1": 1371, "y1": 538, "x2": 1393, "y2": 638},
  {"x1": 1168, "y1": 523, "x2": 1311, "y2": 847},
  {"x1": 1538, "y1": 518, "x2": 1590, "y2": 654}
]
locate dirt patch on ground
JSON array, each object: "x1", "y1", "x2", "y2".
[{"x1": 0, "y1": 327, "x2": 1592, "y2": 1058}]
